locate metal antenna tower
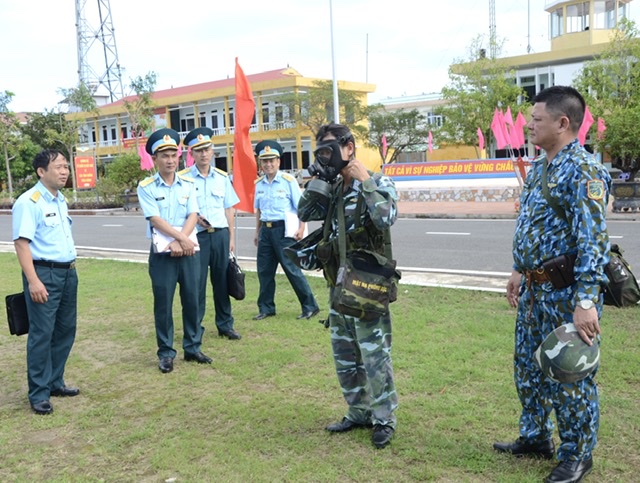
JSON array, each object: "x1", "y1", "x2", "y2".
[
  {"x1": 489, "y1": 0, "x2": 497, "y2": 58},
  {"x1": 75, "y1": 0, "x2": 124, "y2": 104}
]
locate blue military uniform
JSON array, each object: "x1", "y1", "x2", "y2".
[
  {"x1": 12, "y1": 181, "x2": 78, "y2": 405},
  {"x1": 512, "y1": 139, "x2": 611, "y2": 462},
  {"x1": 137, "y1": 129, "x2": 203, "y2": 365},
  {"x1": 180, "y1": 127, "x2": 240, "y2": 337},
  {"x1": 254, "y1": 168, "x2": 319, "y2": 317}
]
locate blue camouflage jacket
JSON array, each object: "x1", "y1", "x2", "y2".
[{"x1": 513, "y1": 139, "x2": 611, "y2": 302}]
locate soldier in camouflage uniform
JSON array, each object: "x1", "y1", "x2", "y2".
[
  {"x1": 495, "y1": 87, "x2": 611, "y2": 483},
  {"x1": 298, "y1": 123, "x2": 399, "y2": 449}
]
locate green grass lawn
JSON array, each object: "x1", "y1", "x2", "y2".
[{"x1": 0, "y1": 254, "x2": 638, "y2": 482}]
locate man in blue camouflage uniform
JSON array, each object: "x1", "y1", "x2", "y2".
[
  {"x1": 494, "y1": 86, "x2": 610, "y2": 483},
  {"x1": 252, "y1": 140, "x2": 319, "y2": 321},
  {"x1": 298, "y1": 123, "x2": 399, "y2": 449},
  {"x1": 137, "y1": 128, "x2": 212, "y2": 374},
  {"x1": 180, "y1": 127, "x2": 241, "y2": 340}
]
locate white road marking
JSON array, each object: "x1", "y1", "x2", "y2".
[
  {"x1": 102, "y1": 224, "x2": 124, "y2": 227},
  {"x1": 425, "y1": 232, "x2": 471, "y2": 236}
]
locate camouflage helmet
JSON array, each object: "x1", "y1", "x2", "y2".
[{"x1": 534, "y1": 323, "x2": 600, "y2": 384}]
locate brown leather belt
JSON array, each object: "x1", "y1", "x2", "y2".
[{"x1": 524, "y1": 268, "x2": 551, "y2": 284}]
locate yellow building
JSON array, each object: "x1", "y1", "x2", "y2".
[{"x1": 74, "y1": 67, "x2": 375, "y2": 173}]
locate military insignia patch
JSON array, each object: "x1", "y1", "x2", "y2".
[{"x1": 587, "y1": 180, "x2": 605, "y2": 200}]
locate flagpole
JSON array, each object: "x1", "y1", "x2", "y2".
[{"x1": 329, "y1": 0, "x2": 340, "y2": 123}]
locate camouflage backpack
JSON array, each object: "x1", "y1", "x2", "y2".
[{"x1": 534, "y1": 323, "x2": 600, "y2": 384}]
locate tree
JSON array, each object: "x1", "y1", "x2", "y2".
[
  {"x1": 573, "y1": 19, "x2": 640, "y2": 180},
  {"x1": 122, "y1": 72, "x2": 157, "y2": 151},
  {"x1": 0, "y1": 90, "x2": 20, "y2": 200},
  {"x1": 365, "y1": 106, "x2": 432, "y2": 164},
  {"x1": 95, "y1": 152, "x2": 147, "y2": 205},
  {"x1": 434, "y1": 36, "x2": 526, "y2": 157},
  {"x1": 47, "y1": 82, "x2": 98, "y2": 198},
  {"x1": 276, "y1": 80, "x2": 369, "y2": 136}
]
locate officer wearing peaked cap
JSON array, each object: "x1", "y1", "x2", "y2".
[
  {"x1": 181, "y1": 127, "x2": 242, "y2": 341},
  {"x1": 252, "y1": 140, "x2": 319, "y2": 321},
  {"x1": 137, "y1": 128, "x2": 212, "y2": 373}
]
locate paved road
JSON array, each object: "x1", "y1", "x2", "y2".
[{"x1": 1, "y1": 214, "x2": 638, "y2": 292}]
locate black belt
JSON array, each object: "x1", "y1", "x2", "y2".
[
  {"x1": 262, "y1": 220, "x2": 284, "y2": 228},
  {"x1": 201, "y1": 227, "x2": 228, "y2": 234},
  {"x1": 33, "y1": 260, "x2": 76, "y2": 270}
]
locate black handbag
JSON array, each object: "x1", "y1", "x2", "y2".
[
  {"x1": 6, "y1": 292, "x2": 29, "y2": 336},
  {"x1": 227, "y1": 253, "x2": 246, "y2": 300}
]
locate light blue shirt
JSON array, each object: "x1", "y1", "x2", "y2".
[
  {"x1": 186, "y1": 165, "x2": 239, "y2": 231},
  {"x1": 12, "y1": 181, "x2": 77, "y2": 262},
  {"x1": 254, "y1": 171, "x2": 301, "y2": 221},
  {"x1": 137, "y1": 172, "x2": 199, "y2": 237}
]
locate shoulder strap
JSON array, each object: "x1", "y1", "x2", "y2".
[{"x1": 542, "y1": 159, "x2": 568, "y2": 224}]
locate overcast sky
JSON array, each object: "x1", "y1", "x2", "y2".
[{"x1": 2, "y1": 0, "x2": 639, "y2": 113}]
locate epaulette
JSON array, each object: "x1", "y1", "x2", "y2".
[
  {"x1": 139, "y1": 176, "x2": 155, "y2": 187},
  {"x1": 177, "y1": 167, "x2": 191, "y2": 176},
  {"x1": 30, "y1": 191, "x2": 42, "y2": 203},
  {"x1": 255, "y1": 175, "x2": 265, "y2": 184},
  {"x1": 214, "y1": 167, "x2": 229, "y2": 177},
  {"x1": 282, "y1": 173, "x2": 295, "y2": 182},
  {"x1": 178, "y1": 173, "x2": 195, "y2": 182}
]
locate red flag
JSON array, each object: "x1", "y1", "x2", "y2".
[
  {"x1": 597, "y1": 117, "x2": 606, "y2": 140},
  {"x1": 232, "y1": 58, "x2": 257, "y2": 213},
  {"x1": 513, "y1": 111, "x2": 528, "y2": 149},
  {"x1": 477, "y1": 127, "x2": 484, "y2": 152},
  {"x1": 578, "y1": 105, "x2": 594, "y2": 145},
  {"x1": 381, "y1": 134, "x2": 388, "y2": 160},
  {"x1": 137, "y1": 137, "x2": 154, "y2": 171},
  {"x1": 186, "y1": 149, "x2": 195, "y2": 167},
  {"x1": 491, "y1": 109, "x2": 508, "y2": 150},
  {"x1": 427, "y1": 131, "x2": 433, "y2": 153}
]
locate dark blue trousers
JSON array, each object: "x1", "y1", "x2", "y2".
[
  {"x1": 197, "y1": 228, "x2": 235, "y2": 333},
  {"x1": 23, "y1": 265, "x2": 78, "y2": 404},
  {"x1": 148, "y1": 250, "x2": 201, "y2": 359},
  {"x1": 256, "y1": 225, "x2": 318, "y2": 315}
]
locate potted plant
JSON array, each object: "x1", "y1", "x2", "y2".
[{"x1": 573, "y1": 19, "x2": 640, "y2": 212}]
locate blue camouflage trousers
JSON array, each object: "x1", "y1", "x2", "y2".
[
  {"x1": 514, "y1": 283, "x2": 600, "y2": 461},
  {"x1": 328, "y1": 294, "x2": 398, "y2": 428}
]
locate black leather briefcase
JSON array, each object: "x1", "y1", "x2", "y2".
[{"x1": 6, "y1": 292, "x2": 29, "y2": 336}]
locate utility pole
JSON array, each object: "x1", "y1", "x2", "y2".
[
  {"x1": 75, "y1": 0, "x2": 124, "y2": 105},
  {"x1": 489, "y1": 0, "x2": 497, "y2": 58}
]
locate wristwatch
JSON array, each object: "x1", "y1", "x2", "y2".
[{"x1": 577, "y1": 299, "x2": 595, "y2": 310}]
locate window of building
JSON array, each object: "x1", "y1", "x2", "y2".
[
  {"x1": 226, "y1": 108, "x2": 234, "y2": 128},
  {"x1": 121, "y1": 124, "x2": 128, "y2": 139},
  {"x1": 110, "y1": 125, "x2": 116, "y2": 140},
  {"x1": 262, "y1": 103, "x2": 270, "y2": 124},
  {"x1": 426, "y1": 112, "x2": 443, "y2": 127},
  {"x1": 211, "y1": 110, "x2": 219, "y2": 130},
  {"x1": 199, "y1": 112, "x2": 206, "y2": 127},
  {"x1": 550, "y1": 7, "x2": 564, "y2": 38},
  {"x1": 275, "y1": 105, "x2": 284, "y2": 122},
  {"x1": 520, "y1": 75, "x2": 536, "y2": 103},
  {"x1": 102, "y1": 126, "x2": 108, "y2": 141},
  {"x1": 91, "y1": 128, "x2": 96, "y2": 143},
  {"x1": 567, "y1": 2, "x2": 590, "y2": 33},
  {"x1": 181, "y1": 114, "x2": 195, "y2": 132}
]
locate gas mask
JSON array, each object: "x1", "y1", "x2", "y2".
[{"x1": 308, "y1": 139, "x2": 349, "y2": 184}]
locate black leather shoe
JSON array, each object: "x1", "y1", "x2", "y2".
[
  {"x1": 184, "y1": 351, "x2": 212, "y2": 364},
  {"x1": 493, "y1": 437, "x2": 555, "y2": 459},
  {"x1": 159, "y1": 357, "x2": 174, "y2": 373},
  {"x1": 296, "y1": 308, "x2": 320, "y2": 320},
  {"x1": 218, "y1": 329, "x2": 242, "y2": 340},
  {"x1": 50, "y1": 386, "x2": 80, "y2": 397},
  {"x1": 325, "y1": 417, "x2": 373, "y2": 432},
  {"x1": 31, "y1": 400, "x2": 53, "y2": 415},
  {"x1": 372, "y1": 424, "x2": 395, "y2": 449},
  {"x1": 253, "y1": 313, "x2": 276, "y2": 320},
  {"x1": 545, "y1": 457, "x2": 593, "y2": 483}
]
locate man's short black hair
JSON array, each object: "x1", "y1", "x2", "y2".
[
  {"x1": 532, "y1": 86, "x2": 586, "y2": 133},
  {"x1": 33, "y1": 149, "x2": 65, "y2": 178}
]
